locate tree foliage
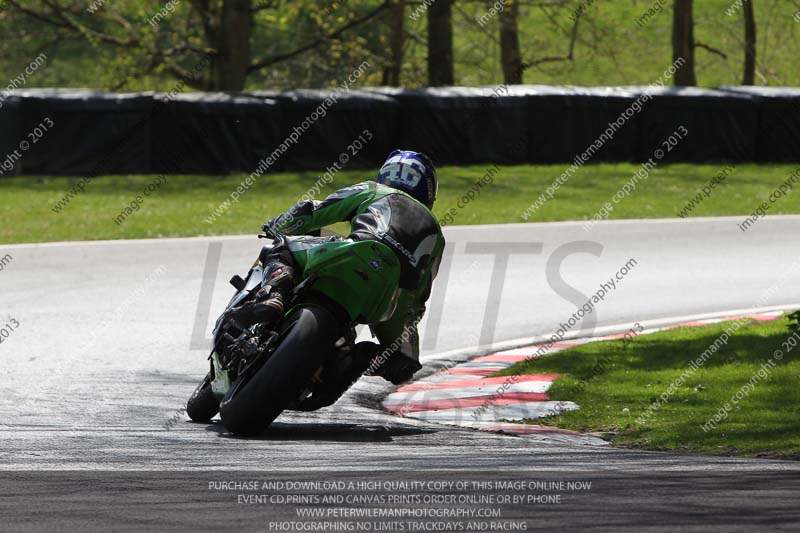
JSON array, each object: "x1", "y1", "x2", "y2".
[{"x1": 0, "y1": 0, "x2": 797, "y2": 91}]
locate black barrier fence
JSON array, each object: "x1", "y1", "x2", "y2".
[
  {"x1": 719, "y1": 86, "x2": 800, "y2": 163},
  {"x1": 1, "y1": 85, "x2": 799, "y2": 176}
]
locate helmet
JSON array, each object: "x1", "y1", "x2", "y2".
[{"x1": 376, "y1": 150, "x2": 437, "y2": 209}]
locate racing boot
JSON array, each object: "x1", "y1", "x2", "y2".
[
  {"x1": 372, "y1": 352, "x2": 422, "y2": 385},
  {"x1": 229, "y1": 261, "x2": 295, "y2": 328}
]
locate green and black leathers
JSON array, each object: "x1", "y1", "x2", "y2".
[{"x1": 269, "y1": 181, "x2": 446, "y2": 362}]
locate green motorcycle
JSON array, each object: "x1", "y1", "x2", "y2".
[{"x1": 186, "y1": 226, "x2": 401, "y2": 435}]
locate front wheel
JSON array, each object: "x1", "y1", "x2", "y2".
[
  {"x1": 186, "y1": 373, "x2": 220, "y2": 423},
  {"x1": 219, "y1": 305, "x2": 341, "y2": 435}
]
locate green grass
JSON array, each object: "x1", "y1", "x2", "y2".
[
  {"x1": 495, "y1": 315, "x2": 800, "y2": 459},
  {"x1": 1, "y1": 162, "x2": 799, "y2": 244}
]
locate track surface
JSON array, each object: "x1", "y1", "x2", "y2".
[{"x1": 2, "y1": 216, "x2": 800, "y2": 530}]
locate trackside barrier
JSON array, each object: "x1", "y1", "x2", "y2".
[{"x1": 1, "y1": 85, "x2": 798, "y2": 176}]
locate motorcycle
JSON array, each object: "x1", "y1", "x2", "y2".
[{"x1": 186, "y1": 226, "x2": 402, "y2": 435}]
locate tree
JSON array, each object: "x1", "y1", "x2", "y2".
[
  {"x1": 499, "y1": 0, "x2": 523, "y2": 84},
  {"x1": 672, "y1": 0, "x2": 696, "y2": 86},
  {"x1": 213, "y1": 0, "x2": 254, "y2": 91},
  {"x1": 742, "y1": 0, "x2": 757, "y2": 85},
  {"x1": 6, "y1": 0, "x2": 390, "y2": 91},
  {"x1": 382, "y1": 0, "x2": 406, "y2": 86},
  {"x1": 427, "y1": 0, "x2": 454, "y2": 86}
]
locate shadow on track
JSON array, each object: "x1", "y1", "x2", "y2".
[{"x1": 200, "y1": 421, "x2": 436, "y2": 443}]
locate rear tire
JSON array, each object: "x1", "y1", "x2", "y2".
[
  {"x1": 219, "y1": 306, "x2": 340, "y2": 435},
  {"x1": 186, "y1": 373, "x2": 220, "y2": 422}
]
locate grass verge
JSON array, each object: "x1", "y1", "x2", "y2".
[
  {"x1": 1, "y1": 162, "x2": 799, "y2": 244},
  {"x1": 495, "y1": 315, "x2": 800, "y2": 459}
]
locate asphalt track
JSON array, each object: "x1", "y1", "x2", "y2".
[{"x1": 2, "y1": 216, "x2": 800, "y2": 531}]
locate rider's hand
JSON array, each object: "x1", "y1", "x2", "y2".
[{"x1": 262, "y1": 218, "x2": 279, "y2": 236}]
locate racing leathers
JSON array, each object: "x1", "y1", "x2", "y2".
[{"x1": 267, "y1": 181, "x2": 446, "y2": 384}]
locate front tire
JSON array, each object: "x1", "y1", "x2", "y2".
[
  {"x1": 219, "y1": 306, "x2": 340, "y2": 435},
  {"x1": 186, "y1": 373, "x2": 220, "y2": 422}
]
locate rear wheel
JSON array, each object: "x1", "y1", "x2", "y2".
[
  {"x1": 219, "y1": 305, "x2": 340, "y2": 435},
  {"x1": 186, "y1": 373, "x2": 220, "y2": 423}
]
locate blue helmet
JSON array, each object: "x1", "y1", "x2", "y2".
[{"x1": 377, "y1": 150, "x2": 438, "y2": 209}]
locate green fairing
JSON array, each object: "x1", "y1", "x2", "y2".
[
  {"x1": 274, "y1": 181, "x2": 445, "y2": 353},
  {"x1": 289, "y1": 238, "x2": 401, "y2": 324}
]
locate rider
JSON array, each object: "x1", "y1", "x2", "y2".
[{"x1": 254, "y1": 150, "x2": 445, "y2": 386}]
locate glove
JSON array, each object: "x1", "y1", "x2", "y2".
[
  {"x1": 372, "y1": 352, "x2": 422, "y2": 385},
  {"x1": 262, "y1": 218, "x2": 281, "y2": 237}
]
